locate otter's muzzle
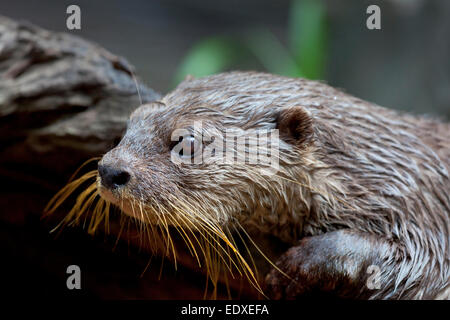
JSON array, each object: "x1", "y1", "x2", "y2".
[{"x1": 98, "y1": 165, "x2": 130, "y2": 189}]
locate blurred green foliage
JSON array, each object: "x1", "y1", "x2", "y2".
[{"x1": 172, "y1": 0, "x2": 327, "y2": 87}]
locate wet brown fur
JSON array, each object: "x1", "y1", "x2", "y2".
[{"x1": 48, "y1": 71, "x2": 449, "y2": 299}]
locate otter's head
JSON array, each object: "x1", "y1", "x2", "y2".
[
  {"x1": 97, "y1": 73, "x2": 318, "y2": 240},
  {"x1": 45, "y1": 72, "x2": 337, "y2": 295}
]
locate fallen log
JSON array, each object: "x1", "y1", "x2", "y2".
[{"x1": 0, "y1": 15, "x2": 260, "y2": 299}]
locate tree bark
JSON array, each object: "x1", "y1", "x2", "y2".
[{"x1": 0, "y1": 15, "x2": 259, "y2": 299}]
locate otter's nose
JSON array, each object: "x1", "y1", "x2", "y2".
[{"x1": 98, "y1": 165, "x2": 130, "y2": 189}]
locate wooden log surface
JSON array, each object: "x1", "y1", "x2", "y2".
[{"x1": 0, "y1": 15, "x2": 263, "y2": 299}]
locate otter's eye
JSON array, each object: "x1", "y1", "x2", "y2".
[{"x1": 173, "y1": 135, "x2": 200, "y2": 159}]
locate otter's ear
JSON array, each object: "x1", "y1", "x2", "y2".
[{"x1": 276, "y1": 106, "x2": 313, "y2": 147}]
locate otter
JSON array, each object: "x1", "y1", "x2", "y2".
[{"x1": 47, "y1": 71, "x2": 449, "y2": 300}]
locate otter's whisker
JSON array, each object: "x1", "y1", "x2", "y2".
[
  {"x1": 168, "y1": 197, "x2": 266, "y2": 295},
  {"x1": 159, "y1": 209, "x2": 177, "y2": 270},
  {"x1": 166, "y1": 211, "x2": 202, "y2": 268},
  {"x1": 114, "y1": 213, "x2": 127, "y2": 251},
  {"x1": 173, "y1": 205, "x2": 239, "y2": 276},
  {"x1": 44, "y1": 170, "x2": 97, "y2": 217},
  {"x1": 67, "y1": 157, "x2": 102, "y2": 183},
  {"x1": 235, "y1": 221, "x2": 291, "y2": 281},
  {"x1": 88, "y1": 195, "x2": 107, "y2": 234}
]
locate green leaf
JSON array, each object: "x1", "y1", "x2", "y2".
[
  {"x1": 244, "y1": 28, "x2": 304, "y2": 78},
  {"x1": 171, "y1": 37, "x2": 239, "y2": 87},
  {"x1": 289, "y1": 0, "x2": 327, "y2": 79}
]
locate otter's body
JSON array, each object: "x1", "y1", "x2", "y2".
[{"x1": 93, "y1": 72, "x2": 449, "y2": 299}]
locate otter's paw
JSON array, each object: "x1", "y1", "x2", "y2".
[{"x1": 265, "y1": 233, "x2": 364, "y2": 299}]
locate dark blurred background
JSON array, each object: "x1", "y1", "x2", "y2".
[
  {"x1": 1, "y1": 0, "x2": 448, "y2": 118},
  {"x1": 0, "y1": 0, "x2": 449, "y2": 300}
]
